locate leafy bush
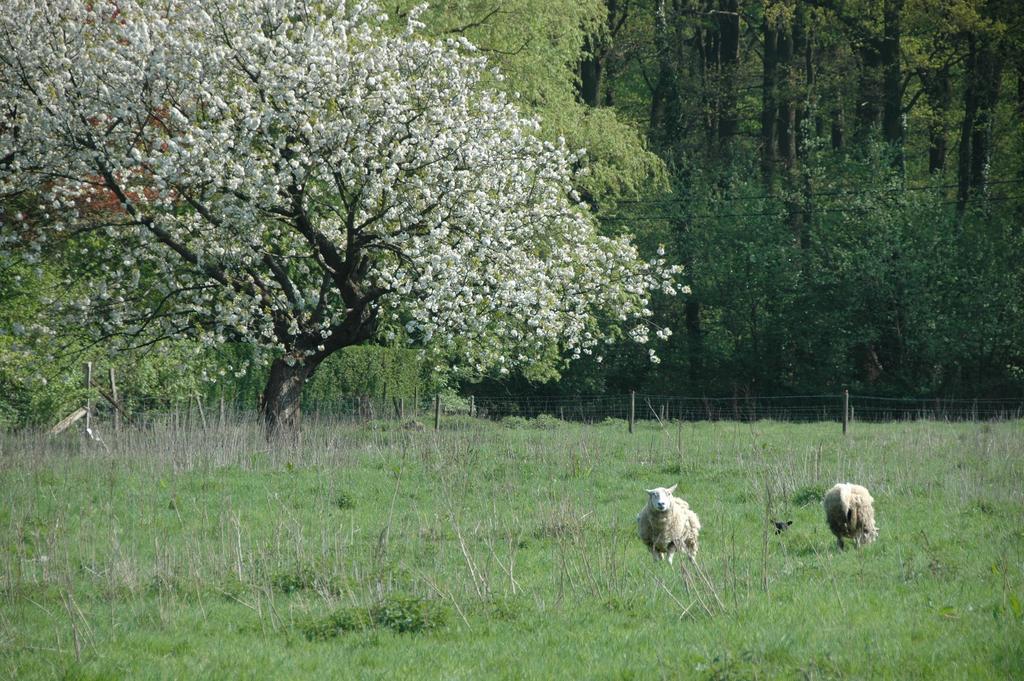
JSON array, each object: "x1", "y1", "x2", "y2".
[
  {"x1": 792, "y1": 485, "x2": 826, "y2": 507},
  {"x1": 372, "y1": 594, "x2": 447, "y2": 633},
  {"x1": 301, "y1": 608, "x2": 372, "y2": 641}
]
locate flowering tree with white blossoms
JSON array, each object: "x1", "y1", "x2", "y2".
[{"x1": 0, "y1": 0, "x2": 681, "y2": 435}]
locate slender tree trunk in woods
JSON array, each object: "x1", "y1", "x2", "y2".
[
  {"x1": 777, "y1": 22, "x2": 797, "y2": 172},
  {"x1": 716, "y1": 0, "x2": 740, "y2": 156},
  {"x1": 578, "y1": 0, "x2": 625, "y2": 107},
  {"x1": 969, "y1": 43, "x2": 1001, "y2": 195},
  {"x1": 761, "y1": 20, "x2": 780, "y2": 186},
  {"x1": 831, "y1": 105, "x2": 845, "y2": 150},
  {"x1": 856, "y1": 44, "x2": 883, "y2": 143},
  {"x1": 922, "y1": 65, "x2": 952, "y2": 173},
  {"x1": 881, "y1": 0, "x2": 904, "y2": 170},
  {"x1": 685, "y1": 299, "x2": 704, "y2": 384},
  {"x1": 650, "y1": 0, "x2": 679, "y2": 150},
  {"x1": 958, "y1": 34, "x2": 1002, "y2": 216},
  {"x1": 957, "y1": 36, "x2": 979, "y2": 216},
  {"x1": 579, "y1": 35, "x2": 603, "y2": 107}
]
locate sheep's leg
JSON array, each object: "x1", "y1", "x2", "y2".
[
  {"x1": 667, "y1": 551, "x2": 675, "y2": 565},
  {"x1": 836, "y1": 536, "x2": 845, "y2": 550},
  {"x1": 650, "y1": 546, "x2": 662, "y2": 561}
]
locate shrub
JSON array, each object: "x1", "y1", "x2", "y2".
[
  {"x1": 372, "y1": 594, "x2": 447, "y2": 633},
  {"x1": 791, "y1": 484, "x2": 826, "y2": 507},
  {"x1": 301, "y1": 608, "x2": 372, "y2": 641}
]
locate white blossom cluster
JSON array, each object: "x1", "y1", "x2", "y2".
[{"x1": 0, "y1": 0, "x2": 682, "y2": 373}]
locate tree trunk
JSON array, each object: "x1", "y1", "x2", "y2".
[
  {"x1": 579, "y1": 35, "x2": 603, "y2": 107},
  {"x1": 260, "y1": 356, "x2": 317, "y2": 439},
  {"x1": 855, "y1": 43, "x2": 883, "y2": 143},
  {"x1": 881, "y1": 0, "x2": 904, "y2": 169},
  {"x1": 922, "y1": 65, "x2": 951, "y2": 173},
  {"x1": 649, "y1": 0, "x2": 679, "y2": 153},
  {"x1": 958, "y1": 34, "x2": 1002, "y2": 215},
  {"x1": 761, "y1": 19, "x2": 779, "y2": 187},
  {"x1": 715, "y1": 0, "x2": 740, "y2": 156},
  {"x1": 969, "y1": 40, "x2": 1001, "y2": 195}
]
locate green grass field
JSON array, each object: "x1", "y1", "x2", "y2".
[{"x1": 2, "y1": 416, "x2": 1022, "y2": 679}]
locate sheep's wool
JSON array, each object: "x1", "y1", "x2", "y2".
[
  {"x1": 637, "y1": 486, "x2": 701, "y2": 564},
  {"x1": 823, "y1": 483, "x2": 879, "y2": 549}
]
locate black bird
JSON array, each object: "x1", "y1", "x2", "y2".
[{"x1": 773, "y1": 520, "x2": 793, "y2": 534}]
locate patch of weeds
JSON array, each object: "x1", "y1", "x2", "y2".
[
  {"x1": 418, "y1": 525, "x2": 451, "y2": 542},
  {"x1": 791, "y1": 484, "x2": 826, "y2": 507},
  {"x1": 218, "y1": 574, "x2": 246, "y2": 601},
  {"x1": 501, "y1": 414, "x2": 570, "y2": 429},
  {"x1": 695, "y1": 650, "x2": 765, "y2": 681},
  {"x1": 334, "y1": 491, "x2": 356, "y2": 510},
  {"x1": 301, "y1": 608, "x2": 372, "y2": 641},
  {"x1": 501, "y1": 416, "x2": 530, "y2": 429},
  {"x1": 600, "y1": 417, "x2": 628, "y2": 428},
  {"x1": 372, "y1": 594, "x2": 448, "y2": 633},
  {"x1": 271, "y1": 566, "x2": 316, "y2": 594},
  {"x1": 486, "y1": 597, "x2": 523, "y2": 622},
  {"x1": 970, "y1": 498, "x2": 998, "y2": 516},
  {"x1": 531, "y1": 414, "x2": 563, "y2": 429}
]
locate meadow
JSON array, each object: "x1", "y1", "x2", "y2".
[{"x1": 1, "y1": 414, "x2": 1022, "y2": 679}]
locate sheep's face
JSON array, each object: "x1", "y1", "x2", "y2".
[{"x1": 645, "y1": 484, "x2": 677, "y2": 512}]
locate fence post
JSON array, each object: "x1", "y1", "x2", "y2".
[
  {"x1": 469, "y1": 395, "x2": 475, "y2": 418},
  {"x1": 842, "y1": 389, "x2": 849, "y2": 435},
  {"x1": 434, "y1": 394, "x2": 441, "y2": 431},
  {"x1": 83, "y1": 362, "x2": 92, "y2": 433},
  {"x1": 399, "y1": 398, "x2": 405, "y2": 420},
  {"x1": 109, "y1": 367, "x2": 120, "y2": 432},
  {"x1": 628, "y1": 390, "x2": 635, "y2": 434}
]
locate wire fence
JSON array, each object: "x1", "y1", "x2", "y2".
[
  {"x1": 59, "y1": 390, "x2": 1024, "y2": 437},
  {"x1": 467, "y1": 393, "x2": 1024, "y2": 425}
]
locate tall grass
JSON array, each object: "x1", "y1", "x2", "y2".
[{"x1": 1, "y1": 416, "x2": 1022, "y2": 678}]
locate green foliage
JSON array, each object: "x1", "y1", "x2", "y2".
[
  {"x1": 791, "y1": 485, "x2": 826, "y2": 507},
  {"x1": 372, "y1": 594, "x2": 448, "y2": 634},
  {"x1": 301, "y1": 608, "x2": 373, "y2": 641},
  {"x1": 303, "y1": 345, "x2": 432, "y2": 402}
]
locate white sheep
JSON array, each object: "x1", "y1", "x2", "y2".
[
  {"x1": 637, "y1": 484, "x2": 701, "y2": 564},
  {"x1": 823, "y1": 482, "x2": 879, "y2": 549}
]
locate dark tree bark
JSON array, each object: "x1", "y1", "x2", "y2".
[
  {"x1": 260, "y1": 357, "x2": 317, "y2": 439},
  {"x1": 920, "y1": 64, "x2": 952, "y2": 173},
  {"x1": 855, "y1": 43, "x2": 883, "y2": 141},
  {"x1": 685, "y1": 298, "x2": 703, "y2": 383},
  {"x1": 881, "y1": 0, "x2": 904, "y2": 169},
  {"x1": 958, "y1": 34, "x2": 1002, "y2": 215},
  {"x1": 714, "y1": 0, "x2": 740, "y2": 151},
  {"x1": 761, "y1": 19, "x2": 780, "y2": 186},
  {"x1": 579, "y1": 37, "x2": 603, "y2": 107},
  {"x1": 578, "y1": 0, "x2": 628, "y2": 107},
  {"x1": 649, "y1": 0, "x2": 679, "y2": 151}
]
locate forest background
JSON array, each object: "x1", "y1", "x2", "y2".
[{"x1": 2, "y1": 0, "x2": 1022, "y2": 426}]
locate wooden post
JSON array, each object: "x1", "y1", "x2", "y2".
[
  {"x1": 83, "y1": 362, "x2": 92, "y2": 433},
  {"x1": 399, "y1": 398, "x2": 405, "y2": 420},
  {"x1": 628, "y1": 390, "x2": 635, "y2": 434},
  {"x1": 195, "y1": 395, "x2": 208, "y2": 429},
  {"x1": 842, "y1": 389, "x2": 849, "y2": 435},
  {"x1": 219, "y1": 389, "x2": 226, "y2": 427},
  {"x1": 108, "y1": 367, "x2": 120, "y2": 432},
  {"x1": 469, "y1": 395, "x2": 475, "y2": 418},
  {"x1": 434, "y1": 395, "x2": 441, "y2": 431}
]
